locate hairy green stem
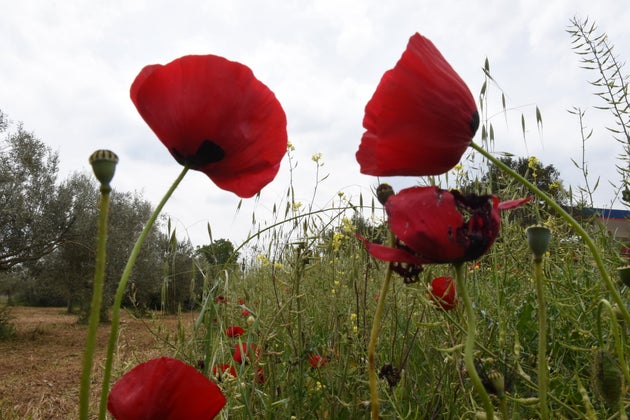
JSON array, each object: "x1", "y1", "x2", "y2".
[
  {"x1": 367, "y1": 233, "x2": 395, "y2": 419},
  {"x1": 79, "y1": 187, "x2": 111, "y2": 420},
  {"x1": 598, "y1": 299, "x2": 630, "y2": 386},
  {"x1": 533, "y1": 256, "x2": 549, "y2": 419},
  {"x1": 471, "y1": 142, "x2": 630, "y2": 326},
  {"x1": 453, "y1": 262, "x2": 494, "y2": 417},
  {"x1": 97, "y1": 166, "x2": 189, "y2": 419}
]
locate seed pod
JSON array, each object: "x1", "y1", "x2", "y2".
[
  {"x1": 89, "y1": 150, "x2": 119, "y2": 193},
  {"x1": 591, "y1": 350, "x2": 623, "y2": 408},
  {"x1": 376, "y1": 183, "x2": 395, "y2": 205},
  {"x1": 526, "y1": 225, "x2": 551, "y2": 261},
  {"x1": 617, "y1": 266, "x2": 630, "y2": 288}
]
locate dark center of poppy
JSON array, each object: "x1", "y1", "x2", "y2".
[
  {"x1": 171, "y1": 140, "x2": 225, "y2": 169},
  {"x1": 470, "y1": 110, "x2": 480, "y2": 136}
]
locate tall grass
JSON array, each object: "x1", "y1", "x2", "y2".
[{"x1": 131, "y1": 149, "x2": 626, "y2": 419}]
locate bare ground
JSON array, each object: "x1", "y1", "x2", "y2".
[{"x1": 0, "y1": 306, "x2": 196, "y2": 419}]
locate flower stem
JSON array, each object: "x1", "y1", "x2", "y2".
[
  {"x1": 453, "y1": 262, "x2": 494, "y2": 418},
  {"x1": 597, "y1": 299, "x2": 630, "y2": 385},
  {"x1": 367, "y1": 233, "x2": 395, "y2": 419},
  {"x1": 79, "y1": 187, "x2": 111, "y2": 420},
  {"x1": 470, "y1": 142, "x2": 630, "y2": 326},
  {"x1": 533, "y1": 256, "x2": 549, "y2": 419},
  {"x1": 97, "y1": 166, "x2": 189, "y2": 420}
]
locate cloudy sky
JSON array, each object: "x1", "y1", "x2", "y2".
[{"x1": 1, "y1": 0, "x2": 629, "y2": 247}]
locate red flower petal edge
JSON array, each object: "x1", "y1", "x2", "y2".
[
  {"x1": 498, "y1": 196, "x2": 534, "y2": 211},
  {"x1": 131, "y1": 54, "x2": 288, "y2": 198},
  {"x1": 356, "y1": 33, "x2": 478, "y2": 176},
  {"x1": 107, "y1": 357, "x2": 226, "y2": 420}
]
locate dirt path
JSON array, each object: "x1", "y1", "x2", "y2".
[{"x1": 0, "y1": 306, "x2": 197, "y2": 419}]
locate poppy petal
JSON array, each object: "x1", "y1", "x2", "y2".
[
  {"x1": 107, "y1": 357, "x2": 226, "y2": 420},
  {"x1": 386, "y1": 187, "x2": 470, "y2": 262},
  {"x1": 355, "y1": 234, "x2": 425, "y2": 265},
  {"x1": 225, "y1": 325, "x2": 245, "y2": 337},
  {"x1": 428, "y1": 276, "x2": 457, "y2": 310},
  {"x1": 356, "y1": 33, "x2": 478, "y2": 176},
  {"x1": 497, "y1": 195, "x2": 534, "y2": 211},
  {"x1": 131, "y1": 55, "x2": 288, "y2": 198}
]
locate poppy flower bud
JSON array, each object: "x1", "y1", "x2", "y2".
[
  {"x1": 89, "y1": 150, "x2": 118, "y2": 193},
  {"x1": 485, "y1": 370, "x2": 505, "y2": 398},
  {"x1": 376, "y1": 183, "x2": 395, "y2": 205},
  {"x1": 591, "y1": 350, "x2": 623, "y2": 408},
  {"x1": 617, "y1": 266, "x2": 630, "y2": 288},
  {"x1": 526, "y1": 225, "x2": 551, "y2": 262}
]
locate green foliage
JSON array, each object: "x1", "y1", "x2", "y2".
[
  {"x1": 0, "y1": 118, "x2": 74, "y2": 270},
  {"x1": 0, "y1": 305, "x2": 15, "y2": 340}
]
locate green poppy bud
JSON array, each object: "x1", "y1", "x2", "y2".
[
  {"x1": 485, "y1": 370, "x2": 505, "y2": 398},
  {"x1": 617, "y1": 266, "x2": 630, "y2": 288},
  {"x1": 591, "y1": 350, "x2": 623, "y2": 408},
  {"x1": 89, "y1": 150, "x2": 119, "y2": 193},
  {"x1": 526, "y1": 225, "x2": 551, "y2": 261},
  {"x1": 376, "y1": 183, "x2": 395, "y2": 205}
]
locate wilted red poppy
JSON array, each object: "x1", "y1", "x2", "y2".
[
  {"x1": 107, "y1": 357, "x2": 226, "y2": 420},
  {"x1": 212, "y1": 364, "x2": 237, "y2": 380},
  {"x1": 308, "y1": 354, "x2": 329, "y2": 369},
  {"x1": 358, "y1": 186, "x2": 532, "y2": 282},
  {"x1": 225, "y1": 326, "x2": 245, "y2": 338},
  {"x1": 233, "y1": 343, "x2": 261, "y2": 364},
  {"x1": 356, "y1": 33, "x2": 478, "y2": 176},
  {"x1": 131, "y1": 54, "x2": 288, "y2": 198},
  {"x1": 428, "y1": 276, "x2": 457, "y2": 310}
]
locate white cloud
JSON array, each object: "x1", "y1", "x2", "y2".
[{"x1": 1, "y1": 0, "x2": 628, "y2": 246}]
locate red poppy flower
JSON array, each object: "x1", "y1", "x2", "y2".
[
  {"x1": 241, "y1": 309, "x2": 251, "y2": 317},
  {"x1": 225, "y1": 325, "x2": 245, "y2": 338},
  {"x1": 214, "y1": 295, "x2": 228, "y2": 304},
  {"x1": 233, "y1": 343, "x2": 261, "y2": 364},
  {"x1": 212, "y1": 364, "x2": 237, "y2": 380},
  {"x1": 358, "y1": 186, "x2": 532, "y2": 282},
  {"x1": 308, "y1": 354, "x2": 329, "y2": 369},
  {"x1": 428, "y1": 276, "x2": 457, "y2": 310},
  {"x1": 107, "y1": 357, "x2": 226, "y2": 420},
  {"x1": 356, "y1": 33, "x2": 478, "y2": 176},
  {"x1": 131, "y1": 54, "x2": 288, "y2": 198}
]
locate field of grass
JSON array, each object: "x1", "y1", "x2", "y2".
[{"x1": 1, "y1": 201, "x2": 628, "y2": 419}]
